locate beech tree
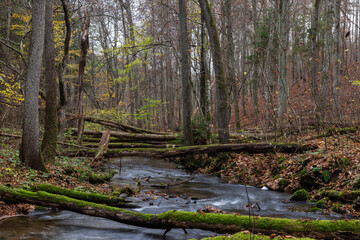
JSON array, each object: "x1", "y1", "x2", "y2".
[{"x1": 20, "y1": 0, "x2": 47, "y2": 171}]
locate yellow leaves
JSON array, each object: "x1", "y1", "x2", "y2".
[{"x1": 0, "y1": 75, "x2": 24, "y2": 107}]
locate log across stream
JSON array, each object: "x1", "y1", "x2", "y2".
[{"x1": 0, "y1": 157, "x2": 343, "y2": 240}]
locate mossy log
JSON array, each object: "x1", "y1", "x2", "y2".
[
  {"x1": 60, "y1": 143, "x2": 317, "y2": 158},
  {"x1": 83, "y1": 142, "x2": 176, "y2": 149},
  {"x1": 198, "y1": 231, "x2": 315, "y2": 240},
  {"x1": 321, "y1": 190, "x2": 360, "y2": 203},
  {"x1": 0, "y1": 185, "x2": 359, "y2": 239},
  {"x1": 66, "y1": 113, "x2": 170, "y2": 135},
  {"x1": 71, "y1": 128, "x2": 177, "y2": 141},
  {"x1": 33, "y1": 184, "x2": 138, "y2": 208}
]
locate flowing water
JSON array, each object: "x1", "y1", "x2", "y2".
[{"x1": 0, "y1": 157, "x2": 342, "y2": 240}]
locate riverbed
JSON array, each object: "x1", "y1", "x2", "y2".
[{"x1": 0, "y1": 157, "x2": 341, "y2": 240}]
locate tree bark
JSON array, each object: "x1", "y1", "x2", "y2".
[
  {"x1": 76, "y1": 8, "x2": 90, "y2": 145},
  {"x1": 198, "y1": 0, "x2": 229, "y2": 143},
  {"x1": 41, "y1": 0, "x2": 58, "y2": 163},
  {"x1": 20, "y1": 0, "x2": 47, "y2": 171},
  {"x1": 179, "y1": 0, "x2": 194, "y2": 146}
]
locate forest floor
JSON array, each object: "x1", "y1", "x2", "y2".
[
  {"x1": 198, "y1": 131, "x2": 360, "y2": 217},
  {"x1": 0, "y1": 128, "x2": 359, "y2": 220}
]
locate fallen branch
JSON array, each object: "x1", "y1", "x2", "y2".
[
  {"x1": 0, "y1": 185, "x2": 359, "y2": 239},
  {"x1": 94, "y1": 130, "x2": 111, "y2": 161},
  {"x1": 66, "y1": 113, "x2": 171, "y2": 135},
  {"x1": 150, "y1": 177, "x2": 195, "y2": 189},
  {"x1": 71, "y1": 128, "x2": 177, "y2": 142}
]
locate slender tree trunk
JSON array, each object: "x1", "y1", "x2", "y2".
[
  {"x1": 224, "y1": 0, "x2": 240, "y2": 131},
  {"x1": 179, "y1": 0, "x2": 194, "y2": 145},
  {"x1": 199, "y1": 0, "x2": 229, "y2": 143},
  {"x1": 41, "y1": 0, "x2": 58, "y2": 163},
  {"x1": 310, "y1": 0, "x2": 321, "y2": 127},
  {"x1": 76, "y1": 8, "x2": 90, "y2": 145},
  {"x1": 319, "y1": 1, "x2": 333, "y2": 122},
  {"x1": 277, "y1": 0, "x2": 288, "y2": 129},
  {"x1": 333, "y1": 0, "x2": 341, "y2": 116},
  {"x1": 20, "y1": 0, "x2": 47, "y2": 171},
  {"x1": 251, "y1": 0, "x2": 259, "y2": 114},
  {"x1": 200, "y1": 14, "x2": 211, "y2": 142},
  {"x1": 57, "y1": 0, "x2": 71, "y2": 140}
]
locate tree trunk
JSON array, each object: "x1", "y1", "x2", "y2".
[
  {"x1": 310, "y1": 0, "x2": 321, "y2": 127},
  {"x1": 333, "y1": 0, "x2": 341, "y2": 116},
  {"x1": 200, "y1": 14, "x2": 212, "y2": 142},
  {"x1": 199, "y1": 0, "x2": 229, "y2": 143},
  {"x1": 179, "y1": 0, "x2": 194, "y2": 146},
  {"x1": 57, "y1": 0, "x2": 71, "y2": 140},
  {"x1": 20, "y1": 0, "x2": 47, "y2": 171},
  {"x1": 41, "y1": 0, "x2": 58, "y2": 163},
  {"x1": 76, "y1": 8, "x2": 90, "y2": 145},
  {"x1": 224, "y1": 0, "x2": 240, "y2": 131},
  {"x1": 277, "y1": 0, "x2": 289, "y2": 128}
]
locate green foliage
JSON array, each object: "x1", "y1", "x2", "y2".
[
  {"x1": 135, "y1": 98, "x2": 162, "y2": 123},
  {"x1": 316, "y1": 199, "x2": 326, "y2": 209},
  {"x1": 290, "y1": 189, "x2": 310, "y2": 201}
]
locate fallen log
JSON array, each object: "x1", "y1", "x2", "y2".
[
  {"x1": 59, "y1": 143, "x2": 317, "y2": 158},
  {"x1": 83, "y1": 142, "x2": 177, "y2": 149},
  {"x1": 66, "y1": 113, "x2": 170, "y2": 135},
  {"x1": 0, "y1": 185, "x2": 359, "y2": 239},
  {"x1": 33, "y1": 184, "x2": 138, "y2": 208},
  {"x1": 320, "y1": 190, "x2": 360, "y2": 203},
  {"x1": 71, "y1": 128, "x2": 177, "y2": 142}
]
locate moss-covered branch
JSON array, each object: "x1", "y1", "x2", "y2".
[
  {"x1": 321, "y1": 190, "x2": 360, "y2": 203},
  {"x1": 33, "y1": 184, "x2": 138, "y2": 208},
  {"x1": 0, "y1": 185, "x2": 359, "y2": 239},
  {"x1": 315, "y1": 127, "x2": 358, "y2": 139},
  {"x1": 60, "y1": 143, "x2": 317, "y2": 158}
]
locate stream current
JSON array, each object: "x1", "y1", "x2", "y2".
[{"x1": 0, "y1": 157, "x2": 342, "y2": 240}]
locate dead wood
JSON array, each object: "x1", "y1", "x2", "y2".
[
  {"x1": 94, "y1": 130, "x2": 111, "y2": 162},
  {"x1": 66, "y1": 113, "x2": 171, "y2": 135},
  {"x1": 150, "y1": 177, "x2": 195, "y2": 189},
  {"x1": 71, "y1": 128, "x2": 177, "y2": 141},
  {"x1": 59, "y1": 143, "x2": 317, "y2": 158}
]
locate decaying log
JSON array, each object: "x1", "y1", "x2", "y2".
[
  {"x1": 71, "y1": 128, "x2": 177, "y2": 141},
  {"x1": 0, "y1": 185, "x2": 359, "y2": 239},
  {"x1": 33, "y1": 184, "x2": 138, "y2": 208},
  {"x1": 59, "y1": 143, "x2": 317, "y2": 158},
  {"x1": 66, "y1": 113, "x2": 171, "y2": 135},
  {"x1": 94, "y1": 130, "x2": 111, "y2": 161}
]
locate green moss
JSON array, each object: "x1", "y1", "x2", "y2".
[
  {"x1": 322, "y1": 190, "x2": 360, "y2": 203},
  {"x1": 316, "y1": 199, "x2": 326, "y2": 209},
  {"x1": 199, "y1": 232, "x2": 315, "y2": 240},
  {"x1": 34, "y1": 184, "x2": 137, "y2": 208},
  {"x1": 290, "y1": 189, "x2": 310, "y2": 201}
]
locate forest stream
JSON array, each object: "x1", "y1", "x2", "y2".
[{"x1": 0, "y1": 157, "x2": 343, "y2": 240}]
